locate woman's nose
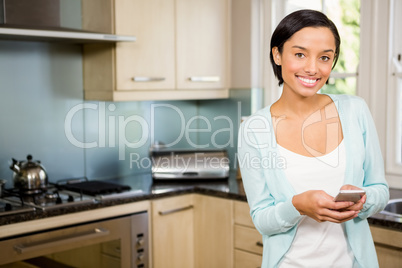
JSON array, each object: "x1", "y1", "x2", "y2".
[{"x1": 304, "y1": 59, "x2": 318, "y2": 75}]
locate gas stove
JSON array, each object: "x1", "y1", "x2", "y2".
[
  {"x1": 0, "y1": 177, "x2": 139, "y2": 216},
  {"x1": 0, "y1": 198, "x2": 35, "y2": 216}
]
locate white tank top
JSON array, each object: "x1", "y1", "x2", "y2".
[{"x1": 277, "y1": 141, "x2": 354, "y2": 268}]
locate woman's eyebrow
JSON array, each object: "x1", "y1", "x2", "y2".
[{"x1": 291, "y1": 45, "x2": 335, "y2": 53}]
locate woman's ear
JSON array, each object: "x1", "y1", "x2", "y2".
[{"x1": 272, "y1": 47, "x2": 281, "y2": 66}]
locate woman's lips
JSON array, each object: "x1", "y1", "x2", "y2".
[{"x1": 297, "y1": 76, "x2": 320, "y2": 87}]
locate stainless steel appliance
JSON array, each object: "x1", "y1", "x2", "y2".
[
  {"x1": 0, "y1": 0, "x2": 60, "y2": 28},
  {"x1": 151, "y1": 148, "x2": 230, "y2": 180},
  {"x1": 0, "y1": 177, "x2": 149, "y2": 268},
  {"x1": 0, "y1": 211, "x2": 149, "y2": 268},
  {"x1": 10, "y1": 154, "x2": 49, "y2": 193}
]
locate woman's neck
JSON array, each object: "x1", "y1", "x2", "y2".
[{"x1": 272, "y1": 91, "x2": 331, "y2": 119}]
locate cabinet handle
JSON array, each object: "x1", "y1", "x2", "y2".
[
  {"x1": 158, "y1": 205, "x2": 194, "y2": 216},
  {"x1": 14, "y1": 228, "x2": 110, "y2": 254},
  {"x1": 132, "y1": 76, "x2": 166, "y2": 82},
  {"x1": 256, "y1": 241, "x2": 263, "y2": 247},
  {"x1": 189, "y1": 76, "x2": 220, "y2": 82}
]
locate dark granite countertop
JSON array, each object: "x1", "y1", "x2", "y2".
[{"x1": 1, "y1": 172, "x2": 401, "y2": 232}]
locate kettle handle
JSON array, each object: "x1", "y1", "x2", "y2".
[{"x1": 9, "y1": 158, "x2": 20, "y2": 173}]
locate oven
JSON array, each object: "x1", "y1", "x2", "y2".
[
  {"x1": 0, "y1": 177, "x2": 149, "y2": 268},
  {"x1": 0, "y1": 211, "x2": 149, "y2": 268}
]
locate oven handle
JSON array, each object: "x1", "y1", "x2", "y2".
[{"x1": 13, "y1": 228, "x2": 110, "y2": 254}]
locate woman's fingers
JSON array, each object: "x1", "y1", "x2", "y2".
[
  {"x1": 292, "y1": 190, "x2": 362, "y2": 223},
  {"x1": 330, "y1": 200, "x2": 356, "y2": 210},
  {"x1": 319, "y1": 213, "x2": 358, "y2": 223},
  {"x1": 317, "y1": 209, "x2": 359, "y2": 223}
]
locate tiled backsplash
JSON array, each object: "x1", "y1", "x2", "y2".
[{"x1": 0, "y1": 40, "x2": 251, "y2": 187}]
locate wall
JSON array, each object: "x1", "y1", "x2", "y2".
[{"x1": 0, "y1": 40, "x2": 251, "y2": 188}]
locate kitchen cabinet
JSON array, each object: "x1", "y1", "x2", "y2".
[
  {"x1": 370, "y1": 225, "x2": 402, "y2": 268},
  {"x1": 194, "y1": 195, "x2": 233, "y2": 268},
  {"x1": 152, "y1": 195, "x2": 195, "y2": 268},
  {"x1": 233, "y1": 201, "x2": 263, "y2": 268},
  {"x1": 83, "y1": 0, "x2": 231, "y2": 101},
  {"x1": 151, "y1": 194, "x2": 233, "y2": 268}
]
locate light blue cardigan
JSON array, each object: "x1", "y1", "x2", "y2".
[{"x1": 237, "y1": 94, "x2": 389, "y2": 268}]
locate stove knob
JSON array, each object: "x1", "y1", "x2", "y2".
[
  {"x1": 137, "y1": 238, "x2": 144, "y2": 246},
  {"x1": 56, "y1": 197, "x2": 62, "y2": 204},
  {"x1": 5, "y1": 203, "x2": 12, "y2": 211},
  {"x1": 137, "y1": 253, "x2": 144, "y2": 262},
  {"x1": 68, "y1": 195, "x2": 74, "y2": 202}
]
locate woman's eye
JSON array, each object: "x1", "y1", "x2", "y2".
[
  {"x1": 295, "y1": 53, "x2": 305, "y2": 58},
  {"x1": 321, "y1": 56, "x2": 330, "y2": 62}
]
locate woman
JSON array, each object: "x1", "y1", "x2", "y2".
[{"x1": 237, "y1": 9, "x2": 389, "y2": 268}]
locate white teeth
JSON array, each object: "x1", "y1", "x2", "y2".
[{"x1": 298, "y1": 77, "x2": 317, "y2": 84}]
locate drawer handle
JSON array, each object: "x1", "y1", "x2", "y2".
[
  {"x1": 189, "y1": 76, "x2": 220, "y2": 82},
  {"x1": 14, "y1": 228, "x2": 110, "y2": 254},
  {"x1": 256, "y1": 241, "x2": 263, "y2": 247},
  {"x1": 159, "y1": 205, "x2": 194, "y2": 216},
  {"x1": 132, "y1": 76, "x2": 166, "y2": 82}
]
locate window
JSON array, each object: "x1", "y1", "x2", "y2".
[{"x1": 387, "y1": 0, "x2": 402, "y2": 174}]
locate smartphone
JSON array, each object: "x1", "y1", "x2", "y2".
[{"x1": 333, "y1": 190, "x2": 365, "y2": 202}]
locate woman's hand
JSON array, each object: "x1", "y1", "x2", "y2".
[
  {"x1": 292, "y1": 189, "x2": 361, "y2": 223},
  {"x1": 337, "y1": 184, "x2": 366, "y2": 212}
]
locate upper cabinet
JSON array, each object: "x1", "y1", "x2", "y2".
[
  {"x1": 83, "y1": 0, "x2": 231, "y2": 101},
  {"x1": 175, "y1": 0, "x2": 229, "y2": 91}
]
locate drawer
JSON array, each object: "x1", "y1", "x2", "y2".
[
  {"x1": 234, "y1": 201, "x2": 254, "y2": 227},
  {"x1": 234, "y1": 225, "x2": 263, "y2": 255},
  {"x1": 370, "y1": 226, "x2": 402, "y2": 249},
  {"x1": 234, "y1": 249, "x2": 262, "y2": 268}
]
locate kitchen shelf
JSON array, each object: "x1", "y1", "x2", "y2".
[{"x1": 0, "y1": 27, "x2": 136, "y2": 43}]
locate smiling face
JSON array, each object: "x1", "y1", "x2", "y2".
[{"x1": 272, "y1": 27, "x2": 336, "y2": 98}]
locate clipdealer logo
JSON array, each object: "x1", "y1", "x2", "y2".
[
  {"x1": 129, "y1": 152, "x2": 230, "y2": 170},
  {"x1": 64, "y1": 100, "x2": 341, "y2": 169},
  {"x1": 237, "y1": 99, "x2": 342, "y2": 168},
  {"x1": 64, "y1": 102, "x2": 238, "y2": 161}
]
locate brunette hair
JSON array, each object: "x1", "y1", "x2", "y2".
[{"x1": 270, "y1": 9, "x2": 341, "y2": 86}]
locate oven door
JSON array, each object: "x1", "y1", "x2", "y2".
[{"x1": 0, "y1": 212, "x2": 149, "y2": 268}]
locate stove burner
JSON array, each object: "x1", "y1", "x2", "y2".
[
  {"x1": 4, "y1": 203, "x2": 12, "y2": 211},
  {"x1": 0, "y1": 198, "x2": 36, "y2": 216},
  {"x1": 45, "y1": 192, "x2": 59, "y2": 200},
  {"x1": 60, "y1": 180, "x2": 131, "y2": 196}
]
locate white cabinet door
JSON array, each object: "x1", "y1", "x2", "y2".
[
  {"x1": 176, "y1": 0, "x2": 230, "y2": 90},
  {"x1": 115, "y1": 0, "x2": 175, "y2": 91},
  {"x1": 152, "y1": 195, "x2": 195, "y2": 268}
]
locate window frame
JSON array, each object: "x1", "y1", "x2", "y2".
[{"x1": 385, "y1": 0, "x2": 402, "y2": 182}]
